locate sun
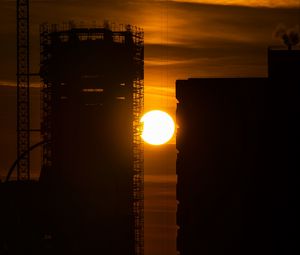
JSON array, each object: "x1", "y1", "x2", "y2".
[{"x1": 140, "y1": 110, "x2": 175, "y2": 145}]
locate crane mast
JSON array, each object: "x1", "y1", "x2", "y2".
[{"x1": 16, "y1": 0, "x2": 30, "y2": 180}]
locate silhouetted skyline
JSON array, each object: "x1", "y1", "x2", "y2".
[
  {"x1": 176, "y1": 48, "x2": 299, "y2": 254},
  {"x1": 0, "y1": 1, "x2": 299, "y2": 255}
]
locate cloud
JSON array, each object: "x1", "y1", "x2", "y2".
[
  {"x1": 145, "y1": 85, "x2": 175, "y2": 97},
  {"x1": 145, "y1": 174, "x2": 177, "y2": 213},
  {"x1": 1, "y1": 0, "x2": 299, "y2": 82},
  {"x1": 1, "y1": 0, "x2": 299, "y2": 119},
  {"x1": 170, "y1": 0, "x2": 300, "y2": 8},
  {"x1": 0, "y1": 81, "x2": 16, "y2": 87},
  {"x1": 145, "y1": 59, "x2": 195, "y2": 66},
  {"x1": 4, "y1": 0, "x2": 299, "y2": 8},
  {"x1": 145, "y1": 174, "x2": 177, "y2": 183}
]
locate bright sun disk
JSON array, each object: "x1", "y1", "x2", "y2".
[{"x1": 140, "y1": 110, "x2": 175, "y2": 145}]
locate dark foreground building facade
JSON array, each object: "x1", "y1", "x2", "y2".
[
  {"x1": 176, "y1": 48, "x2": 299, "y2": 255},
  {"x1": 0, "y1": 23, "x2": 144, "y2": 255}
]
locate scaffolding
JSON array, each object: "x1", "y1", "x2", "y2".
[
  {"x1": 39, "y1": 25, "x2": 51, "y2": 171},
  {"x1": 17, "y1": 0, "x2": 30, "y2": 180},
  {"x1": 132, "y1": 26, "x2": 145, "y2": 255},
  {"x1": 40, "y1": 22, "x2": 144, "y2": 255}
]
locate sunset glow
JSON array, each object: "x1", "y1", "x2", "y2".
[
  {"x1": 0, "y1": 1, "x2": 299, "y2": 254},
  {"x1": 141, "y1": 110, "x2": 175, "y2": 145},
  {"x1": 171, "y1": 0, "x2": 300, "y2": 8}
]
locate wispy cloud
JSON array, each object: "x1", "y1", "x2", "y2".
[
  {"x1": 145, "y1": 58, "x2": 195, "y2": 66},
  {"x1": 0, "y1": 81, "x2": 42, "y2": 88},
  {"x1": 145, "y1": 174, "x2": 177, "y2": 183},
  {"x1": 170, "y1": 0, "x2": 300, "y2": 8}
]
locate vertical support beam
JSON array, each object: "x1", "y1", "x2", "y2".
[
  {"x1": 40, "y1": 24, "x2": 53, "y2": 171},
  {"x1": 17, "y1": 0, "x2": 30, "y2": 180},
  {"x1": 132, "y1": 27, "x2": 145, "y2": 255}
]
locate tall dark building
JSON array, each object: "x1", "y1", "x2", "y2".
[
  {"x1": 0, "y1": 23, "x2": 144, "y2": 255},
  {"x1": 268, "y1": 47, "x2": 300, "y2": 79},
  {"x1": 4, "y1": 23, "x2": 144, "y2": 255},
  {"x1": 176, "y1": 48, "x2": 299, "y2": 255}
]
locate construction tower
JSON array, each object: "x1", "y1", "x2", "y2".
[{"x1": 39, "y1": 22, "x2": 144, "y2": 255}]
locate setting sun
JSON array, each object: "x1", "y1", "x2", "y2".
[{"x1": 141, "y1": 110, "x2": 175, "y2": 145}]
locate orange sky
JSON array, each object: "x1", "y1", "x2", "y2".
[
  {"x1": 0, "y1": 1, "x2": 299, "y2": 118},
  {"x1": 0, "y1": 1, "x2": 299, "y2": 255},
  {"x1": 172, "y1": 0, "x2": 300, "y2": 7}
]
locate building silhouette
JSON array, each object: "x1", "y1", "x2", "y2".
[
  {"x1": 0, "y1": 23, "x2": 144, "y2": 255},
  {"x1": 176, "y1": 47, "x2": 299, "y2": 255}
]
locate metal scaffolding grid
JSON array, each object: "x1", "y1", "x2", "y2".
[
  {"x1": 132, "y1": 27, "x2": 145, "y2": 255},
  {"x1": 17, "y1": 0, "x2": 30, "y2": 180},
  {"x1": 40, "y1": 25, "x2": 52, "y2": 170},
  {"x1": 40, "y1": 23, "x2": 144, "y2": 255}
]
